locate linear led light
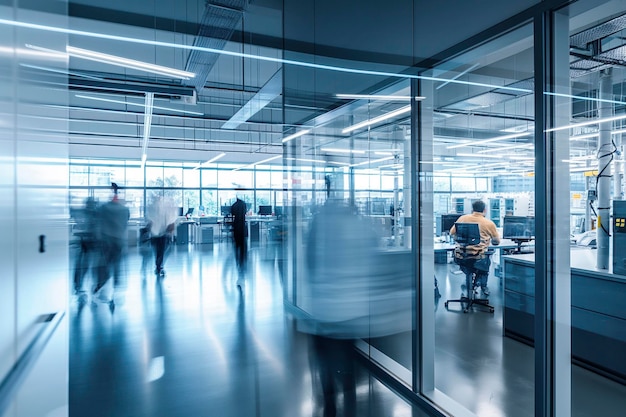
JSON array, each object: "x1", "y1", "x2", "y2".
[
  {"x1": 349, "y1": 156, "x2": 395, "y2": 167},
  {"x1": 446, "y1": 132, "x2": 532, "y2": 150},
  {"x1": 286, "y1": 157, "x2": 327, "y2": 164},
  {"x1": 66, "y1": 46, "x2": 195, "y2": 80},
  {"x1": 233, "y1": 155, "x2": 281, "y2": 171},
  {"x1": 456, "y1": 153, "x2": 501, "y2": 159},
  {"x1": 342, "y1": 106, "x2": 411, "y2": 134},
  {"x1": 140, "y1": 92, "x2": 154, "y2": 169},
  {"x1": 569, "y1": 132, "x2": 599, "y2": 141},
  {"x1": 3, "y1": 45, "x2": 66, "y2": 59},
  {"x1": 477, "y1": 143, "x2": 533, "y2": 154},
  {"x1": 335, "y1": 94, "x2": 425, "y2": 101},
  {"x1": 2, "y1": 19, "x2": 532, "y2": 95},
  {"x1": 75, "y1": 94, "x2": 203, "y2": 115},
  {"x1": 546, "y1": 114, "x2": 626, "y2": 133},
  {"x1": 193, "y1": 152, "x2": 226, "y2": 170},
  {"x1": 281, "y1": 129, "x2": 311, "y2": 143},
  {"x1": 436, "y1": 63, "x2": 480, "y2": 90},
  {"x1": 320, "y1": 148, "x2": 365, "y2": 154}
]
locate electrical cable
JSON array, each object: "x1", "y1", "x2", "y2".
[{"x1": 590, "y1": 138, "x2": 618, "y2": 236}]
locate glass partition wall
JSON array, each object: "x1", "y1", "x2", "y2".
[{"x1": 420, "y1": 24, "x2": 539, "y2": 417}]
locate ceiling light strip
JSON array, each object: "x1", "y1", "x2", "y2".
[
  {"x1": 435, "y1": 63, "x2": 480, "y2": 90},
  {"x1": 66, "y1": 46, "x2": 195, "y2": 79},
  {"x1": 546, "y1": 114, "x2": 626, "y2": 132},
  {"x1": 140, "y1": 92, "x2": 154, "y2": 168},
  {"x1": 335, "y1": 94, "x2": 425, "y2": 101},
  {"x1": 233, "y1": 155, "x2": 282, "y2": 171},
  {"x1": 4, "y1": 19, "x2": 532, "y2": 94},
  {"x1": 349, "y1": 156, "x2": 395, "y2": 167},
  {"x1": 281, "y1": 129, "x2": 310, "y2": 143},
  {"x1": 320, "y1": 148, "x2": 365, "y2": 154},
  {"x1": 193, "y1": 152, "x2": 226, "y2": 170},
  {"x1": 447, "y1": 132, "x2": 532, "y2": 150},
  {"x1": 342, "y1": 106, "x2": 411, "y2": 134}
]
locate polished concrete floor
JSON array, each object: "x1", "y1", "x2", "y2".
[
  {"x1": 69, "y1": 242, "x2": 626, "y2": 417},
  {"x1": 69, "y1": 241, "x2": 431, "y2": 417},
  {"x1": 434, "y1": 256, "x2": 626, "y2": 417}
]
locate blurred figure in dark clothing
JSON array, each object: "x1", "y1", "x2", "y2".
[
  {"x1": 231, "y1": 195, "x2": 247, "y2": 276},
  {"x1": 73, "y1": 197, "x2": 99, "y2": 302},
  {"x1": 93, "y1": 183, "x2": 129, "y2": 308},
  {"x1": 300, "y1": 191, "x2": 413, "y2": 417}
]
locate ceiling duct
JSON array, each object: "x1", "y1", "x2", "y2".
[
  {"x1": 68, "y1": 76, "x2": 197, "y2": 101},
  {"x1": 185, "y1": 0, "x2": 250, "y2": 92}
]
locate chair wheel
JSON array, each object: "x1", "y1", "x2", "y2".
[
  {"x1": 489, "y1": 307, "x2": 494, "y2": 313},
  {"x1": 463, "y1": 308, "x2": 469, "y2": 313}
]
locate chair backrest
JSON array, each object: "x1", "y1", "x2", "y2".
[{"x1": 454, "y1": 222, "x2": 481, "y2": 246}]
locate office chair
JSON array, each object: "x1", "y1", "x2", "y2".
[{"x1": 444, "y1": 222, "x2": 495, "y2": 314}]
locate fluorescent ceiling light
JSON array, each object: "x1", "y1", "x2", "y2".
[
  {"x1": 66, "y1": 46, "x2": 195, "y2": 79},
  {"x1": 570, "y1": 132, "x2": 599, "y2": 141},
  {"x1": 342, "y1": 106, "x2": 411, "y2": 134},
  {"x1": 546, "y1": 114, "x2": 626, "y2": 132},
  {"x1": 447, "y1": 132, "x2": 532, "y2": 150},
  {"x1": 2, "y1": 19, "x2": 532, "y2": 95},
  {"x1": 436, "y1": 63, "x2": 480, "y2": 90},
  {"x1": 335, "y1": 94, "x2": 425, "y2": 101},
  {"x1": 477, "y1": 143, "x2": 533, "y2": 153},
  {"x1": 456, "y1": 153, "x2": 501, "y2": 159},
  {"x1": 285, "y1": 157, "x2": 327, "y2": 164},
  {"x1": 320, "y1": 148, "x2": 365, "y2": 154},
  {"x1": 281, "y1": 129, "x2": 311, "y2": 143},
  {"x1": 222, "y1": 69, "x2": 281, "y2": 129},
  {"x1": 75, "y1": 94, "x2": 203, "y2": 115},
  {"x1": 509, "y1": 156, "x2": 534, "y2": 160},
  {"x1": 373, "y1": 151, "x2": 395, "y2": 156},
  {"x1": 193, "y1": 152, "x2": 226, "y2": 170},
  {"x1": 4, "y1": 45, "x2": 66, "y2": 59},
  {"x1": 140, "y1": 92, "x2": 154, "y2": 169},
  {"x1": 8, "y1": 22, "x2": 530, "y2": 99},
  {"x1": 233, "y1": 155, "x2": 281, "y2": 171},
  {"x1": 349, "y1": 156, "x2": 394, "y2": 167}
]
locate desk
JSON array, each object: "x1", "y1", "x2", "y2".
[
  {"x1": 434, "y1": 239, "x2": 534, "y2": 264},
  {"x1": 503, "y1": 248, "x2": 626, "y2": 384}
]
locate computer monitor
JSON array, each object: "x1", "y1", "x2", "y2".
[
  {"x1": 441, "y1": 213, "x2": 462, "y2": 235},
  {"x1": 503, "y1": 216, "x2": 534, "y2": 240},
  {"x1": 258, "y1": 205, "x2": 272, "y2": 215},
  {"x1": 454, "y1": 222, "x2": 481, "y2": 246},
  {"x1": 185, "y1": 207, "x2": 194, "y2": 216},
  {"x1": 178, "y1": 207, "x2": 184, "y2": 216},
  {"x1": 220, "y1": 205, "x2": 231, "y2": 216}
]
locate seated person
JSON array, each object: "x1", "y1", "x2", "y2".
[{"x1": 450, "y1": 200, "x2": 500, "y2": 296}]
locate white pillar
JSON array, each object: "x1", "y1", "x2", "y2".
[{"x1": 597, "y1": 68, "x2": 613, "y2": 269}]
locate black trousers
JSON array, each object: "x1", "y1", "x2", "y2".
[
  {"x1": 311, "y1": 335, "x2": 356, "y2": 417},
  {"x1": 151, "y1": 235, "x2": 170, "y2": 272}
]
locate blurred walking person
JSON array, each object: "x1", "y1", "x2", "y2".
[
  {"x1": 231, "y1": 193, "x2": 247, "y2": 288},
  {"x1": 147, "y1": 196, "x2": 177, "y2": 277},
  {"x1": 93, "y1": 183, "x2": 129, "y2": 309},
  {"x1": 72, "y1": 197, "x2": 99, "y2": 303}
]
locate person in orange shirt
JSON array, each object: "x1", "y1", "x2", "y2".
[{"x1": 450, "y1": 200, "x2": 500, "y2": 296}]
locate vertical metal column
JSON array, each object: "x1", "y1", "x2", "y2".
[
  {"x1": 414, "y1": 77, "x2": 436, "y2": 395},
  {"x1": 597, "y1": 69, "x2": 613, "y2": 269},
  {"x1": 534, "y1": 10, "x2": 571, "y2": 417}
]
